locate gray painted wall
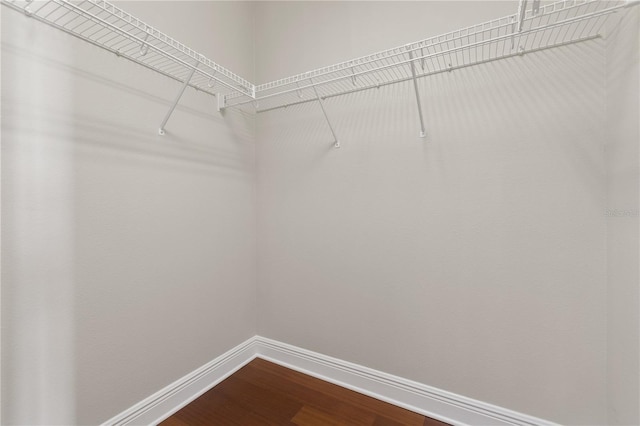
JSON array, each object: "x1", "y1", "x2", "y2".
[
  {"x1": 605, "y1": 7, "x2": 640, "y2": 426},
  {"x1": 2, "y1": 1, "x2": 638, "y2": 425},
  {"x1": 255, "y1": 2, "x2": 614, "y2": 424},
  {"x1": 1, "y1": 2, "x2": 256, "y2": 424}
]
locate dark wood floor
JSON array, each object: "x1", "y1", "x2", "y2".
[{"x1": 160, "y1": 358, "x2": 449, "y2": 425}]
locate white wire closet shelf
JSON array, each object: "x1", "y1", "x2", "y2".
[
  {"x1": 2, "y1": 0, "x2": 638, "y2": 137},
  {"x1": 1, "y1": 0, "x2": 256, "y2": 133},
  {"x1": 225, "y1": 0, "x2": 637, "y2": 115}
]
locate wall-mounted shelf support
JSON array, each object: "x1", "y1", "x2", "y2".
[
  {"x1": 159, "y1": 63, "x2": 198, "y2": 135},
  {"x1": 517, "y1": 0, "x2": 528, "y2": 32},
  {"x1": 407, "y1": 47, "x2": 427, "y2": 139},
  {"x1": 310, "y1": 79, "x2": 340, "y2": 149}
]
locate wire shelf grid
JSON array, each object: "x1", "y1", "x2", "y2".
[
  {"x1": 3, "y1": 0, "x2": 636, "y2": 121},
  {"x1": 225, "y1": 0, "x2": 630, "y2": 112},
  {"x1": 2, "y1": 0, "x2": 255, "y2": 100}
]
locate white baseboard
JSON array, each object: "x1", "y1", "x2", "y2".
[
  {"x1": 101, "y1": 337, "x2": 259, "y2": 426},
  {"x1": 254, "y1": 336, "x2": 558, "y2": 426},
  {"x1": 104, "y1": 336, "x2": 558, "y2": 426}
]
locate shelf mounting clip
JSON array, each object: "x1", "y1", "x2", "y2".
[
  {"x1": 217, "y1": 92, "x2": 226, "y2": 112},
  {"x1": 407, "y1": 45, "x2": 427, "y2": 138},
  {"x1": 532, "y1": 0, "x2": 540, "y2": 15},
  {"x1": 159, "y1": 61, "x2": 199, "y2": 135},
  {"x1": 310, "y1": 78, "x2": 340, "y2": 148}
]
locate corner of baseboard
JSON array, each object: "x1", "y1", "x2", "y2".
[
  {"x1": 102, "y1": 335, "x2": 558, "y2": 426},
  {"x1": 101, "y1": 336, "x2": 260, "y2": 426},
  {"x1": 252, "y1": 336, "x2": 559, "y2": 426}
]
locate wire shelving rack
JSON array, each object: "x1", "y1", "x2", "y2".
[
  {"x1": 1, "y1": 0, "x2": 255, "y2": 133},
  {"x1": 2, "y1": 0, "x2": 638, "y2": 138},
  {"x1": 226, "y1": 0, "x2": 634, "y2": 113}
]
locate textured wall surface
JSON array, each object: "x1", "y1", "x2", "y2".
[
  {"x1": 1, "y1": 2, "x2": 256, "y2": 424},
  {"x1": 255, "y1": 2, "x2": 609, "y2": 424}
]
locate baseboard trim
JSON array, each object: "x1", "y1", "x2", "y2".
[
  {"x1": 104, "y1": 336, "x2": 558, "y2": 426},
  {"x1": 254, "y1": 337, "x2": 558, "y2": 426},
  {"x1": 101, "y1": 337, "x2": 259, "y2": 426}
]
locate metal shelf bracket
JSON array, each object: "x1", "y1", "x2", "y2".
[
  {"x1": 407, "y1": 46, "x2": 427, "y2": 139},
  {"x1": 310, "y1": 79, "x2": 340, "y2": 148},
  {"x1": 159, "y1": 63, "x2": 198, "y2": 135},
  {"x1": 517, "y1": 0, "x2": 528, "y2": 32}
]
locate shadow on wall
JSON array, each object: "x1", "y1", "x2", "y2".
[
  {"x1": 2, "y1": 13, "x2": 78, "y2": 425},
  {"x1": 259, "y1": 37, "x2": 604, "y2": 174},
  {"x1": 2, "y1": 7, "x2": 255, "y2": 425},
  {"x1": 1, "y1": 41, "x2": 255, "y2": 178}
]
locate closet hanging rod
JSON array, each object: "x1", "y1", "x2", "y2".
[{"x1": 226, "y1": 0, "x2": 623, "y2": 110}]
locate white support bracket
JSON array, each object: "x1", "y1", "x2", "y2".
[
  {"x1": 159, "y1": 63, "x2": 198, "y2": 135},
  {"x1": 407, "y1": 47, "x2": 427, "y2": 138},
  {"x1": 217, "y1": 93, "x2": 225, "y2": 112},
  {"x1": 517, "y1": 0, "x2": 528, "y2": 32},
  {"x1": 310, "y1": 79, "x2": 340, "y2": 149}
]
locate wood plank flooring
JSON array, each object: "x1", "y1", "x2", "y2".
[{"x1": 159, "y1": 358, "x2": 449, "y2": 426}]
